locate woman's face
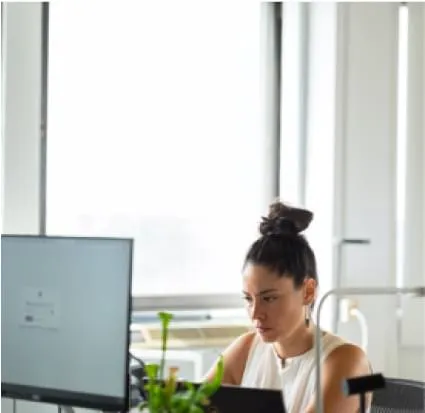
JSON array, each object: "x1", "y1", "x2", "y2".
[{"x1": 242, "y1": 263, "x2": 315, "y2": 343}]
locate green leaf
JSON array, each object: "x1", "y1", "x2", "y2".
[
  {"x1": 145, "y1": 364, "x2": 159, "y2": 380},
  {"x1": 196, "y1": 355, "x2": 224, "y2": 398},
  {"x1": 147, "y1": 386, "x2": 159, "y2": 410},
  {"x1": 158, "y1": 311, "x2": 173, "y2": 326},
  {"x1": 188, "y1": 405, "x2": 204, "y2": 413},
  {"x1": 158, "y1": 311, "x2": 173, "y2": 380},
  {"x1": 184, "y1": 381, "x2": 195, "y2": 393},
  {"x1": 170, "y1": 394, "x2": 191, "y2": 412}
]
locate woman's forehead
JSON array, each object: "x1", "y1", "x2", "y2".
[{"x1": 242, "y1": 263, "x2": 295, "y2": 292}]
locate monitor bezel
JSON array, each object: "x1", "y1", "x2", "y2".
[
  {"x1": 1, "y1": 234, "x2": 134, "y2": 412},
  {"x1": 1, "y1": 383, "x2": 128, "y2": 411}
]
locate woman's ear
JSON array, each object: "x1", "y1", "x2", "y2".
[{"x1": 303, "y1": 277, "x2": 317, "y2": 305}]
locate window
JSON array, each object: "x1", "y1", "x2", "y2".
[
  {"x1": 396, "y1": 4, "x2": 408, "y2": 289},
  {"x1": 46, "y1": 2, "x2": 271, "y2": 297}
]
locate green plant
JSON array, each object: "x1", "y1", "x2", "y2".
[{"x1": 138, "y1": 312, "x2": 224, "y2": 413}]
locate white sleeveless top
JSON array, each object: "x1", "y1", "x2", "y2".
[{"x1": 241, "y1": 331, "x2": 348, "y2": 413}]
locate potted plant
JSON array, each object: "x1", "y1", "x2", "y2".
[{"x1": 138, "y1": 311, "x2": 224, "y2": 413}]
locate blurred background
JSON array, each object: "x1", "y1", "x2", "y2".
[{"x1": 2, "y1": 1, "x2": 424, "y2": 412}]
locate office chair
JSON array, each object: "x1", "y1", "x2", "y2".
[{"x1": 371, "y1": 378, "x2": 425, "y2": 412}]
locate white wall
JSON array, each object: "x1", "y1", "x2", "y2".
[
  {"x1": 305, "y1": 2, "x2": 425, "y2": 380},
  {"x1": 337, "y1": 2, "x2": 399, "y2": 376},
  {"x1": 1, "y1": 3, "x2": 97, "y2": 413},
  {"x1": 1, "y1": 2, "x2": 44, "y2": 235},
  {"x1": 332, "y1": 2, "x2": 425, "y2": 380},
  {"x1": 2, "y1": 4, "x2": 45, "y2": 412},
  {"x1": 399, "y1": 2, "x2": 425, "y2": 380}
]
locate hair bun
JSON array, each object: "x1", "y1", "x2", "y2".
[{"x1": 259, "y1": 201, "x2": 313, "y2": 237}]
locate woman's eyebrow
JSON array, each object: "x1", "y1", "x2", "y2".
[{"x1": 242, "y1": 289, "x2": 279, "y2": 296}]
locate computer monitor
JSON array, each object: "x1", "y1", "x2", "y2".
[{"x1": 1, "y1": 235, "x2": 133, "y2": 411}]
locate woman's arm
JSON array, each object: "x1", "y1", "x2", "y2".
[
  {"x1": 305, "y1": 344, "x2": 372, "y2": 413},
  {"x1": 203, "y1": 332, "x2": 255, "y2": 385}
]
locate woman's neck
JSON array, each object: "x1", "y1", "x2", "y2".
[{"x1": 273, "y1": 323, "x2": 315, "y2": 360}]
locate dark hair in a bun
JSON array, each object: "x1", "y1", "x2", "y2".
[
  {"x1": 259, "y1": 202, "x2": 313, "y2": 237},
  {"x1": 244, "y1": 201, "x2": 318, "y2": 287}
]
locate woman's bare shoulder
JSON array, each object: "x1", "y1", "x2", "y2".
[
  {"x1": 204, "y1": 331, "x2": 256, "y2": 385},
  {"x1": 326, "y1": 342, "x2": 370, "y2": 371},
  {"x1": 224, "y1": 330, "x2": 257, "y2": 355}
]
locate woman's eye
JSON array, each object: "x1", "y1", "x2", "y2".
[
  {"x1": 243, "y1": 296, "x2": 253, "y2": 304},
  {"x1": 263, "y1": 296, "x2": 277, "y2": 303}
]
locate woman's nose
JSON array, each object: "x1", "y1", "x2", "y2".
[{"x1": 250, "y1": 300, "x2": 266, "y2": 321}]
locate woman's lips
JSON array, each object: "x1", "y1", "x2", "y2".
[{"x1": 256, "y1": 327, "x2": 272, "y2": 333}]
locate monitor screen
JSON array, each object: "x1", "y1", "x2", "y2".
[{"x1": 1, "y1": 235, "x2": 133, "y2": 411}]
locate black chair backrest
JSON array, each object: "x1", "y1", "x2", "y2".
[{"x1": 371, "y1": 377, "x2": 425, "y2": 413}]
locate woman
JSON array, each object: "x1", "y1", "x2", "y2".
[{"x1": 206, "y1": 201, "x2": 371, "y2": 413}]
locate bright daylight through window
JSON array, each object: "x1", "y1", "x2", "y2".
[{"x1": 46, "y1": 2, "x2": 269, "y2": 297}]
